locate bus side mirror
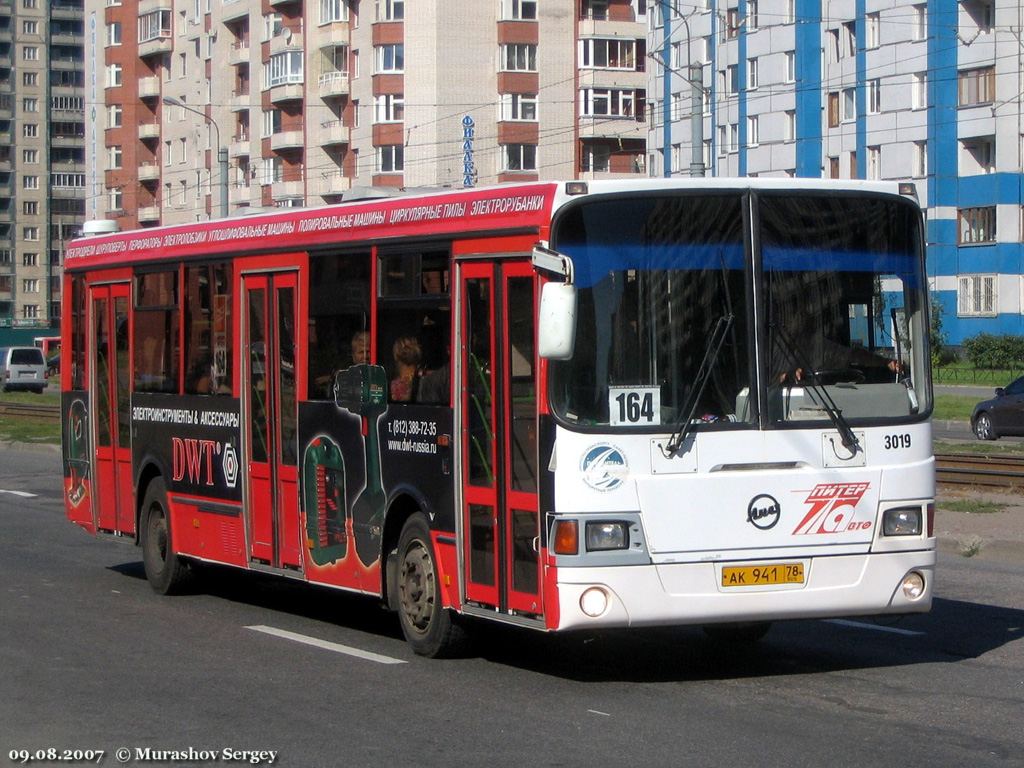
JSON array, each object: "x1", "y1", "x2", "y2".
[{"x1": 538, "y1": 282, "x2": 577, "y2": 360}]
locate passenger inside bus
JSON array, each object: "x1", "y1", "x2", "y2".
[{"x1": 390, "y1": 336, "x2": 422, "y2": 402}]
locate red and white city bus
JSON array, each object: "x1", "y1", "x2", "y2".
[{"x1": 61, "y1": 179, "x2": 936, "y2": 656}]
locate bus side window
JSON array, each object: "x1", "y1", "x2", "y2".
[
  {"x1": 307, "y1": 250, "x2": 371, "y2": 400},
  {"x1": 377, "y1": 249, "x2": 451, "y2": 405}
]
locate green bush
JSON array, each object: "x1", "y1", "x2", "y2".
[{"x1": 961, "y1": 333, "x2": 1024, "y2": 370}]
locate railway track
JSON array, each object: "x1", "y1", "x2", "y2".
[
  {"x1": 0, "y1": 402, "x2": 60, "y2": 422},
  {"x1": 0, "y1": 403, "x2": 1021, "y2": 488},
  {"x1": 935, "y1": 452, "x2": 1024, "y2": 489}
]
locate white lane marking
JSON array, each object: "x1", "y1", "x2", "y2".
[
  {"x1": 588, "y1": 710, "x2": 612, "y2": 717},
  {"x1": 246, "y1": 625, "x2": 407, "y2": 665},
  {"x1": 825, "y1": 619, "x2": 925, "y2": 637},
  {"x1": 0, "y1": 489, "x2": 37, "y2": 498}
]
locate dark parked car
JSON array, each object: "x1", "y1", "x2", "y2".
[{"x1": 971, "y1": 376, "x2": 1024, "y2": 440}]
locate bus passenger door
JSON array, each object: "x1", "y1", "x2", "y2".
[
  {"x1": 89, "y1": 282, "x2": 133, "y2": 534},
  {"x1": 459, "y1": 260, "x2": 541, "y2": 617},
  {"x1": 242, "y1": 271, "x2": 302, "y2": 570}
]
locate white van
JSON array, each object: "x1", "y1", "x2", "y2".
[{"x1": 0, "y1": 346, "x2": 48, "y2": 393}]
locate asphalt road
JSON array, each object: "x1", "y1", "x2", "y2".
[{"x1": 1, "y1": 448, "x2": 1022, "y2": 768}]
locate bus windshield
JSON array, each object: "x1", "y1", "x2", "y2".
[{"x1": 548, "y1": 190, "x2": 929, "y2": 430}]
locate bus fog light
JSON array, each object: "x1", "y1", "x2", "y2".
[
  {"x1": 901, "y1": 571, "x2": 925, "y2": 600},
  {"x1": 579, "y1": 587, "x2": 609, "y2": 617},
  {"x1": 585, "y1": 521, "x2": 629, "y2": 551},
  {"x1": 883, "y1": 507, "x2": 922, "y2": 536}
]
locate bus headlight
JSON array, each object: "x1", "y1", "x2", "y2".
[
  {"x1": 882, "y1": 507, "x2": 922, "y2": 536},
  {"x1": 579, "y1": 587, "x2": 609, "y2": 617},
  {"x1": 585, "y1": 521, "x2": 629, "y2": 551},
  {"x1": 902, "y1": 571, "x2": 926, "y2": 600}
]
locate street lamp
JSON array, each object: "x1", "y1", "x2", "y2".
[
  {"x1": 658, "y1": 1, "x2": 705, "y2": 177},
  {"x1": 162, "y1": 96, "x2": 229, "y2": 219}
]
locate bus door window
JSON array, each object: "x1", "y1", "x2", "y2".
[
  {"x1": 184, "y1": 263, "x2": 233, "y2": 396},
  {"x1": 133, "y1": 270, "x2": 180, "y2": 394}
]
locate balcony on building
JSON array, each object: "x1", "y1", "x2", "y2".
[
  {"x1": 138, "y1": 122, "x2": 160, "y2": 141},
  {"x1": 138, "y1": 77, "x2": 161, "y2": 100},
  {"x1": 272, "y1": 179, "x2": 304, "y2": 200},
  {"x1": 269, "y1": 0, "x2": 301, "y2": 8},
  {"x1": 319, "y1": 119, "x2": 347, "y2": 146},
  {"x1": 51, "y1": 30, "x2": 80, "y2": 46},
  {"x1": 50, "y1": 0, "x2": 83, "y2": 19},
  {"x1": 138, "y1": 163, "x2": 160, "y2": 182},
  {"x1": 221, "y1": 0, "x2": 249, "y2": 22},
  {"x1": 229, "y1": 134, "x2": 251, "y2": 158},
  {"x1": 229, "y1": 40, "x2": 250, "y2": 66},
  {"x1": 318, "y1": 70, "x2": 349, "y2": 100},
  {"x1": 270, "y1": 128, "x2": 304, "y2": 151},
  {"x1": 270, "y1": 34, "x2": 304, "y2": 56},
  {"x1": 229, "y1": 182, "x2": 251, "y2": 204},
  {"x1": 137, "y1": 205, "x2": 160, "y2": 223},
  {"x1": 139, "y1": 35, "x2": 173, "y2": 59},
  {"x1": 268, "y1": 82, "x2": 303, "y2": 104},
  {"x1": 318, "y1": 169, "x2": 348, "y2": 197},
  {"x1": 318, "y1": 22, "x2": 350, "y2": 47},
  {"x1": 230, "y1": 90, "x2": 251, "y2": 111}
]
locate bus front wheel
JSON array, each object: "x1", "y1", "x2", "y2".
[
  {"x1": 396, "y1": 513, "x2": 469, "y2": 658},
  {"x1": 141, "y1": 478, "x2": 190, "y2": 595}
]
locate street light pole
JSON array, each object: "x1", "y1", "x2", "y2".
[
  {"x1": 162, "y1": 96, "x2": 229, "y2": 219},
  {"x1": 659, "y1": 1, "x2": 705, "y2": 178}
]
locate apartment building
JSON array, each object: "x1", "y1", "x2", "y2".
[
  {"x1": 0, "y1": 0, "x2": 85, "y2": 342},
  {"x1": 86, "y1": 0, "x2": 649, "y2": 230},
  {"x1": 650, "y1": 0, "x2": 1024, "y2": 346}
]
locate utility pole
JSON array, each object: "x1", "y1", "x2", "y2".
[{"x1": 660, "y1": 2, "x2": 705, "y2": 178}]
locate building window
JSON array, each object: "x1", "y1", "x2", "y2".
[
  {"x1": 108, "y1": 145, "x2": 123, "y2": 169},
  {"x1": 374, "y1": 44, "x2": 404, "y2": 73},
  {"x1": 23, "y1": 279, "x2": 39, "y2": 294},
  {"x1": 501, "y1": 0, "x2": 536, "y2": 20},
  {"x1": 867, "y1": 146, "x2": 881, "y2": 180},
  {"x1": 265, "y1": 51, "x2": 304, "y2": 86},
  {"x1": 961, "y1": 136, "x2": 995, "y2": 175},
  {"x1": 23, "y1": 72, "x2": 38, "y2": 87},
  {"x1": 867, "y1": 79, "x2": 881, "y2": 114},
  {"x1": 23, "y1": 46, "x2": 38, "y2": 61},
  {"x1": 22, "y1": 175, "x2": 39, "y2": 190},
  {"x1": 501, "y1": 43, "x2": 537, "y2": 72},
  {"x1": 841, "y1": 87, "x2": 856, "y2": 122},
  {"x1": 912, "y1": 72, "x2": 926, "y2": 109},
  {"x1": 578, "y1": 38, "x2": 637, "y2": 70},
  {"x1": 377, "y1": 144, "x2": 404, "y2": 173},
  {"x1": 747, "y1": 116, "x2": 759, "y2": 147},
  {"x1": 22, "y1": 201, "x2": 38, "y2": 216},
  {"x1": 958, "y1": 206, "x2": 996, "y2": 244},
  {"x1": 785, "y1": 110, "x2": 795, "y2": 141},
  {"x1": 747, "y1": 0, "x2": 758, "y2": 30},
  {"x1": 784, "y1": 51, "x2": 795, "y2": 83},
  {"x1": 581, "y1": 144, "x2": 611, "y2": 173},
  {"x1": 913, "y1": 141, "x2": 927, "y2": 177},
  {"x1": 725, "y1": 64, "x2": 738, "y2": 95},
  {"x1": 962, "y1": 0, "x2": 993, "y2": 35},
  {"x1": 866, "y1": 12, "x2": 880, "y2": 48},
  {"x1": 22, "y1": 149, "x2": 38, "y2": 164},
  {"x1": 107, "y1": 22, "x2": 122, "y2": 46},
  {"x1": 373, "y1": 93, "x2": 404, "y2": 123},
  {"x1": 912, "y1": 4, "x2": 926, "y2": 40},
  {"x1": 106, "y1": 64, "x2": 123, "y2": 88},
  {"x1": 22, "y1": 97, "x2": 37, "y2": 113},
  {"x1": 262, "y1": 109, "x2": 282, "y2": 137},
  {"x1": 23, "y1": 253, "x2": 38, "y2": 267},
  {"x1": 375, "y1": 0, "x2": 404, "y2": 20},
  {"x1": 321, "y1": 0, "x2": 350, "y2": 24},
  {"x1": 23, "y1": 227, "x2": 39, "y2": 242},
  {"x1": 959, "y1": 67, "x2": 995, "y2": 107},
  {"x1": 23, "y1": 124, "x2": 37, "y2": 138},
  {"x1": 51, "y1": 173, "x2": 86, "y2": 188},
  {"x1": 828, "y1": 156, "x2": 840, "y2": 178},
  {"x1": 579, "y1": 89, "x2": 635, "y2": 118},
  {"x1": 784, "y1": 0, "x2": 794, "y2": 24},
  {"x1": 958, "y1": 274, "x2": 996, "y2": 316},
  {"x1": 109, "y1": 188, "x2": 123, "y2": 211},
  {"x1": 501, "y1": 143, "x2": 537, "y2": 172},
  {"x1": 725, "y1": 8, "x2": 739, "y2": 39},
  {"x1": 747, "y1": 58, "x2": 758, "y2": 90},
  {"x1": 500, "y1": 93, "x2": 538, "y2": 121},
  {"x1": 827, "y1": 91, "x2": 839, "y2": 127},
  {"x1": 138, "y1": 10, "x2": 171, "y2": 42}
]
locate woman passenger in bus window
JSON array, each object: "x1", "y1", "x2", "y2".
[{"x1": 390, "y1": 336, "x2": 421, "y2": 402}]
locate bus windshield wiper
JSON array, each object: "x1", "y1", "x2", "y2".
[
  {"x1": 771, "y1": 322, "x2": 861, "y2": 454},
  {"x1": 663, "y1": 313, "x2": 733, "y2": 458}
]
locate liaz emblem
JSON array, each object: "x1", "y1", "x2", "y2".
[{"x1": 792, "y1": 482, "x2": 871, "y2": 535}]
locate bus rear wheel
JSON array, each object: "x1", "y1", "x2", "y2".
[
  {"x1": 396, "y1": 513, "x2": 469, "y2": 658},
  {"x1": 141, "y1": 478, "x2": 190, "y2": 595}
]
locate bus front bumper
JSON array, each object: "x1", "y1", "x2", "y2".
[{"x1": 554, "y1": 549, "x2": 936, "y2": 632}]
